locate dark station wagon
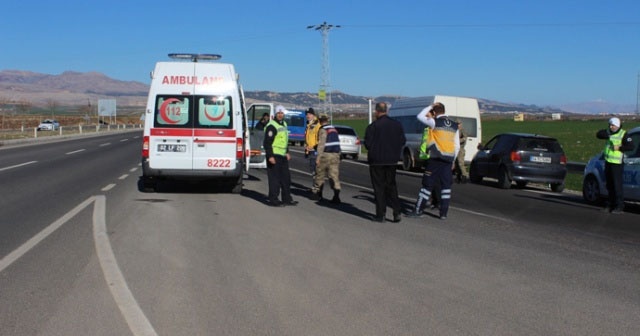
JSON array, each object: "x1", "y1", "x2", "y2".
[{"x1": 469, "y1": 133, "x2": 568, "y2": 192}]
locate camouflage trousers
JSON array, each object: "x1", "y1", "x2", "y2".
[{"x1": 312, "y1": 152, "x2": 341, "y2": 193}]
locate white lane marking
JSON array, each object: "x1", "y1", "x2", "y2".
[
  {"x1": 93, "y1": 196, "x2": 158, "y2": 336},
  {"x1": 129, "y1": 167, "x2": 138, "y2": 173},
  {"x1": 99, "y1": 143, "x2": 111, "y2": 147},
  {"x1": 66, "y1": 149, "x2": 86, "y2": 155},
  {"x1": 120, "y1": 139, "x2": 129, "y2": 142},
  {"x1": 118, "y1": 174, "x2": 129, "y2": 180},
  {"x1": 0, "y1": 197, "x2": 95, "y2": 273},
  {"x1": 289, "y1": 167, "x2": 513, "y2": 223},
  {"x1": 102, "y1": 184, "x2": 116, "y2": 191},
  {"x1": 0, "y1": 160, "x2": 37, "y2": 172}
]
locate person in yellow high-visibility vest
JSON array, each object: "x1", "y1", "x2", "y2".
[
  {"x1": 263, "y1": 105, "x2": 298, "y2": 207},
  {"x1": 596, "y1": 117, "x2": 633, "y2": 214}
]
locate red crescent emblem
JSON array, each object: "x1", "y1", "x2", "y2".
[
  {"x1": 159, "y1": 98, "x2": 182, "y2": 124},
  {"x1": 204, "y1": 105, "x2": 226, "y2": 121}
]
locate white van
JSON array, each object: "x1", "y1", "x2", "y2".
[
  {"x1": 389, "y1": 95, "x2": 482, "y2": 171},
  {"x1": 141, "y1": 53, "x2": 268, "y2": 192}
]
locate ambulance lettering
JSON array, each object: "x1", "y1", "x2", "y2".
[{"x1": 161, "y1": 76, "x2": 225, "y2": 85}]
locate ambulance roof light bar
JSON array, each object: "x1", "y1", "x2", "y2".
[{"x1": 168, "y1": 53, "x2": 222, "y2": 62}]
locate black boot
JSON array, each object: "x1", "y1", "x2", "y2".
[
  {"x1": 310, "y1": 191, "x2": 321, "y2": 201},
  {"x1": 330, "y1": 190, "x2": 341, "y2": 204}
]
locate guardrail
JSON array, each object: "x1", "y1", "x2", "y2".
[{"x1": 0, "y1": 124, "x2": 142, "y2": 148}]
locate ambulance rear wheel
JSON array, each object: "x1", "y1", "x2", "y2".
[
  {"x1": 230, "y1": 175, "x2": 243, "y2": 194},
  {"x1": 140, "y1": 176, "x2": 157, "y2": 192}
]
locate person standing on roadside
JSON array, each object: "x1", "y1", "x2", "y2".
[
  {"x1": 263, "y1": 105, "x2": 298, "y2": 207},
  {"x1": 364, "y1": 102, "x2": 406, "y2": 223},
  {"x1": 453, "y1": 120, "x2": 469, "y2": 183},
  {"x1": 310, "y1": 114, "x2": 342, "y2": 203},
  {"x1": 596, "y1": 117, "x2": 633, "y2": 214},
  {"x1": 304, "y1": 107, "x2": 320, "y2": 177},
  {"x1": 406, "y1": 102, "x2": 459, "y2": 220}
]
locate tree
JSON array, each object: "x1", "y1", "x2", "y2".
[{"x1": 45, "y1": 98, "x2": 59, "y2": 119}]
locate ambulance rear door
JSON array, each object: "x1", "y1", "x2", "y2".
[
  {"x1": 148, "y1": 62, "x2": 196, "y2": 171},
  {"x1": 191, "y1": 62, "x2": 239, "y2": 173}
]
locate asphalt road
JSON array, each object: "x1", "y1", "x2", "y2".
[{"x1": 1, "y1": 133, "x2": 639, "y2": 335}]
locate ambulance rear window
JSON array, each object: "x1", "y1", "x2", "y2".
[
  {"x1": 154, "y1": 95, "x2": 192, "y2": 128},
  {"x1": 196, "y1": 95, "x2": 232, "y2": 128}
]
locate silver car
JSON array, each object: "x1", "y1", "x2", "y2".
[
  {"x1": 37, "y1": 119, "x2": 60, "y2": 131},
  {"x1": 333, "y1": 125, "x2": 361, "y2": 160},
  {"x1": 582, "y1": 126, "x2": 640, "y2": 204}
]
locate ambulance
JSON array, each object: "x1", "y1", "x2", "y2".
[{"x1": 140, "y1": 53, "x2": 271, "y2": 192}]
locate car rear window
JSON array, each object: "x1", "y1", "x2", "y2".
[
  {"x1": 335, "y1": 127, "x2": 356, "y2": 136},
  {"x1": 517, "y1": 138, "x2": 563, "y2": 153}
]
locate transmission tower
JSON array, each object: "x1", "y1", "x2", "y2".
[{"x1": 307, "y1": 21, "x2": 341, "y2": 122}]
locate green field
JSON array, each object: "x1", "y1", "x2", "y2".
[{"x1": 334, "y1": 117, "x2": 640, "y2": 192}]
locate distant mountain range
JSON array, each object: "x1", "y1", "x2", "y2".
[{"x1": 0, "y1": 69, "x2": 635, "y2": 115}]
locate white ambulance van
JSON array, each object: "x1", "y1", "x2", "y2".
[
  {"x1": 141, "y1": 53, "x2": 268, "y2": 192},
  {"x1": 389, "y1": 95, "x2": 482, "y2": 171}
]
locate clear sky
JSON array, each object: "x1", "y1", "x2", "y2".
[{"x1": 2, "y1": 0, "x2": 639, "y2": 107}]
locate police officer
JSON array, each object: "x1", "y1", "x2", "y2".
[
  {"x1": 596, "y1": 117, "x2": 633, "y2": 214},
  {"x1": 310, "y1": 114, "x2": 342, "y2": 203},
  {"x1": 263, "y1": 105, "x2": 298, "y2": 207}
]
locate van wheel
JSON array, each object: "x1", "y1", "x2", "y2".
[
  {"x1": 497, "y1": 166, "x2": 511, "y2": 189},
  {"x1": 402, "y1": 150, "x2": 413, "y2": 171},
  {"x1": 230, "y1": 176, "x2": 243, "y2": 194},
  {"x1": 139, "y1": 176, "x2": 156, "y2": 192},
  {"x1": 515, "y1": 181, "x2": 528, "y2": 188}
]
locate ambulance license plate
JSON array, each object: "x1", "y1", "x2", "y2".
[{"x1": 157, "y1": 144, "x2": 187, "y2": 152}]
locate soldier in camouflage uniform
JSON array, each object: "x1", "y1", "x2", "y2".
[{"x1": 310, "y1": 115, "x2": 342, "y2": 204}]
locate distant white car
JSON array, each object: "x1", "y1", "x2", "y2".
[
  {"x1": 582, "y1": 126, "x2": 640, "y2": 204},
  {"x1": 334, "y1": 125, "x2": 361, "y2": 160},
  {"x1": 37, "y1": 119, "x2": 60, "y2": 131}
]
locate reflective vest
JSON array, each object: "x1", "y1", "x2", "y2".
[
  {"x1": 321, "y1": 125, "x2": 341, "y2": 153},
  {"x1": 426, "y1": 117, "x2": 458, "y2": 162},
  {"x1": 267, "y1": 119, "x2": 288, "y2": 156},
  {"x1": 305, "y1": 119, "x2": 320, "y2": 149},
  {"x1": 604, "y1": 129, "x2": 625, "y2": 164},
  {"x1": 419, "y1": 127, "x2": 430, "y2": 160}
]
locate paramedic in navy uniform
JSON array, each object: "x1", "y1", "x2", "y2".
[{"x1": 263, "y1": 105, "x2": 298, "y2": 206}]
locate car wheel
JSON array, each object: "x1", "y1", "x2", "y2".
[
  {"x1": 402, "y1": 150, "x2": 413, "y2": 171},
  {"x1": 497, "y1": 166, "x2": 511, "y2": 189},
  {"x1": 515, "y1": 181, "x2": 528, "y2": 188},
  {"x1": 469, "y1": 162, "x2": 482, "y2": 183},
  {"x1": 582, "y1": 175, "x2": 602, "y2": 204},
  {"x1": 351, "y1": 154, "x2": 359, "y2": 160},
  {"x1": 550, "y1": 183, "x2": 564, "y2": 193}
]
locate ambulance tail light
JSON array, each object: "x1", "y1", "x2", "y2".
[
  {"x1": 142, "y1": 136, "x2": 150, "y2": 158},
  {"x1": 236, "y1": 138, "x2": 244, "y2": 159}
]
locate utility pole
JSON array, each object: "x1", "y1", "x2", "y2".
[
  {"x1": 307, "y1": 21, "x2": 341, "y2": 123},
  {"x1": 636, "y1": 71, "x2": 639, "y2": 115}
]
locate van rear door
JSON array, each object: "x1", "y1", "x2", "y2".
[{"x1": 149, "y1": 94, "x2": 194, "y2": 170}]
